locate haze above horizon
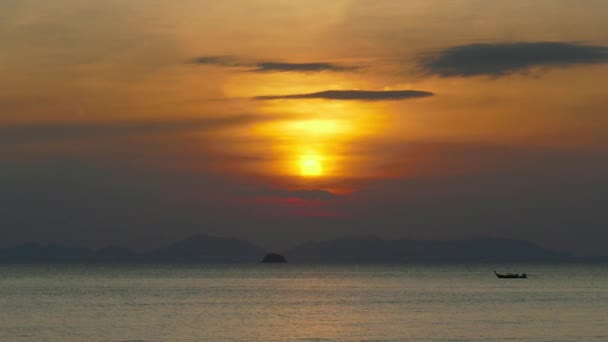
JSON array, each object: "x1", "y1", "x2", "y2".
[{"x1": 1, "y1": 0, "x2": 608, "y2": 255}]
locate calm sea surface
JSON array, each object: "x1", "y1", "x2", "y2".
[{"x1": 1, "y1": 264, "x2": 607, "y2": 341}]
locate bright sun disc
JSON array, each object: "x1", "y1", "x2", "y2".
[{"x1": 300, "y1": 158, "x2": 323, "y2": 177}]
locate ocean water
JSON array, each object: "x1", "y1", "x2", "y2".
[{"x1": 0, "y1": 264, "x2": 607, "y2": 341}]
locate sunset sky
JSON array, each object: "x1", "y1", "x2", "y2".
[{"x1": 2, "y1": 0, "x2": 608, "y2": 255}]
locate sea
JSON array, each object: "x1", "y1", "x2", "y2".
[{"x1": 1, "y1": 264, "x2": 607, "y2": 342}]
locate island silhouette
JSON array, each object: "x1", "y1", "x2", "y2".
[{"x1": 261, "y1": 252, "x2": 288, "y2": 263}]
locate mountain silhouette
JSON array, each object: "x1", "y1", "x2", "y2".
[
  {"x1": 285, "y1": 236, "x2": 573, "y2": 263},
  {"x1": 143, "y1": 234, "x2": 266, "y2": 263},
  {"x1": 0, "y1": 235, "x2": 593, "y2": 264},
  {"x1": 0, "y1": 243, "x2": 92, "y2": 263},
  {"x1": 93, "y1": 246, "x2": 136, "y2": 263}
]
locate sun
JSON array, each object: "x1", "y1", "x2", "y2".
[{"x1": 300, "y1": 158, "x2": 323, "y2": 177}]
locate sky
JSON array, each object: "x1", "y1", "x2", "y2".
[{"x1": 2, "y1": 0, "x2": 608, "y2": 255}]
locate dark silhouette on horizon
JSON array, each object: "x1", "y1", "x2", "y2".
[
  {"x1": 261, "y1": 253, "x2": 287, "y2": 263},
  {"x1": 0, "y1": 234, "x2": 605, "y2": 264},
  {"x1": 494, "y1": 270, "x2": 527, "y2": 279},
  {"x1": 284, "y1": 236, "x2": 573, "y2": 264}
]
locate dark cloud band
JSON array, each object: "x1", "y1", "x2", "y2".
[
  {"x1": 419, "y1": 42, "x2": 608, "y2": 77},
  {"x1": 191, "y1": 56, "x2": 241, "y2": 67},
  {"x1": 251, "y1": 62, "x2": 358, "y2": 72},
  {"x1": 190, "y1": 56, "x2": 358, "y2": 73},
  {"x1": 0, "y1": 115, "x2": 267, "y2": 144},
  {"x1": 254, "y1": 90, "x2": 434, "y2": 101},
  {"x1": 254, "y1": 189, "x2": 340, "y2": 200}
]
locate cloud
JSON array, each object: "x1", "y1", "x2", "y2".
[
  {"x1": 419, "y1": 42, "x2": 608, "y2": 77},
  {"x1": 251, "y1": 62, "x2": 358, "y2": 73},
  {"x1": 190, "y1": 56, "x2": 358, "y2": 73},
  {"x1": 254, "y1": 90, "x2": 434, "y2": 101},
  {"x1": 0, "y1": 115, "x2": 268, "y2": 144},
  {"x1": 191, "y1": 55, "x2": 242, "y2": 67},
  {"x1": 2, "y1": 140, "x2": 608, "y2": 255},
  {"x1": 270, "y1": 189, "x2": 341, "y2": 200},
  {"x1": 239, "y1": 186, "x2": 341, "y2": 200}
]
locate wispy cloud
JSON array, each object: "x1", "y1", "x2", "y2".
[
  {"x1": 253, "y1": 90, "x2": 434, "y2": 101},
  {"x1": 0, "y1": 115, "x2": 268, "y2": 144},
  {"x1": 419, "y1": 42, "x2": 608, "y2": 77},
  {"x1": 250, "y1": 188, "x2": 341, "y2": 200},
  {"x1": 190, "y1": 56, "x2": 359, "y2": 73},
  {"x1": 191, "y1": 55, "x2": 242, "y2": 67},
  {"x1": 251, "y1": 62, "x2": 358, "y2": 73}
]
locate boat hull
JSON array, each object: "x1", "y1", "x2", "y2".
[{"x1": 494, "y1": 271, "x2": 527, "y2": 279}]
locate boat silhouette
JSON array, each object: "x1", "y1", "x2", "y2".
[{"x1": 494, "y1": 270, "x2": 527, "y2": 279}]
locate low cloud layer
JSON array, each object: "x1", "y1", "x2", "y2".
[
  {"x1": 191, "y1": 56, "x2": 242, "y2": 67},
  {"x1": 3, "y1": 141, "x2": 608, "y2": 254},
  {"x1": 419, "y1": 42, "x2": 608, "y2": 77},
  {"x1": 0, "y1": 115, "x2": 267, "y2": 144},
  {"x1": 191, "y1": 56, "x2": 358, "y2": 73},
  {"x1": 254, "y1": 90, "x2": 434, "y2": 101},
  {"x1": 259, "y1": 189, "x2": 340, "y2": 201},
  {"x1": 252, "y1": 62, "x2": 357, "y2": 72}
]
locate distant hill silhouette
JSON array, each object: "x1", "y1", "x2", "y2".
[
  {"x1": 144, "y1": 234, "x2": 266, "y2": 263},
  {"x1": 285, "y1": 236, "x2": 574, "y2": 263},
  {"x1": 93, "y1": 246, "x2": 136, "y2": 263},
  {"x1": 579, "y1": 255, "x2": 608, "y2": 264},
  {"x1": 0, "y1": 234, "x2": 265, "y2": 264},
  {"x1": 0, "y1": 234, "x2": 598, "y2": 264},
  {"x1": 0, "y1": 243, "x2": 92, "y2": 263}
]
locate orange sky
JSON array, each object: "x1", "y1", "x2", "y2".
[{"x1": 2, "y1": 0, "x2": 608, "y2": 253}]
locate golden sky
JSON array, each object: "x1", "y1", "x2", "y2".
[{"x1": 2, "y1": 0, "x2": 608, "y2": 253}]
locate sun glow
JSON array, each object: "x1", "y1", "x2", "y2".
[
  {"x1": 299, "y1": 156, "x2": 323, "y2": 177},
  {"x1": 283, "y1": 119, "x2": 345, "y2": 136},
  {"x1": 238, "y1": 76, "x2": 391, "y2": 179}
]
